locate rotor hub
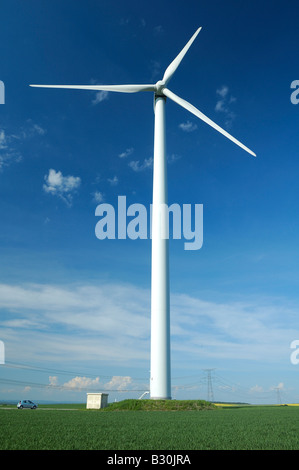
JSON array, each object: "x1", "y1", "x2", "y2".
[{"x1": 155, "y1": 80, "x2": 165, "y2": 96}]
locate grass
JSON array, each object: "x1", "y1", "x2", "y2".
[
  {"x1": 101, "y1": 399, "x2": 216, "y2": 411},
  {"x1": 1, "y1": 401, "x2": 299, "y2": 450}
]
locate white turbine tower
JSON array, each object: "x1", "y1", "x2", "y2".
[{"x1": 30, "y1": 27, "x2": 256, "y2": 400}]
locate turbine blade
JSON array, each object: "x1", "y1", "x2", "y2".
[
  {"x1": 162, "y1": 27, "x2": 202, "y2": 85},
  {"x1": 163, "y1": 88, "x2": 256, "y2": 157},
  {"x1": 29, "y1": 84, "x2": 156, "y2": 93}
]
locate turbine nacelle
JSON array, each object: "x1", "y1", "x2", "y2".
[{"x1": 155, "y1": 80, "x2": 166, "y2": 96}]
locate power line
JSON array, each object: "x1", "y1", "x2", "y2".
[
  {"x1": 1, "y1": 361, "x2": 291, "y2": 403},
  {"x1": 273, "y1": 387, "x2": 282, "y2": 405},
  {"x1": 202, "y1": 369, "x2": 215, "y2": 402},
  {"x1": 4, "y1": 361, "x2": 147, "y2": 381},
  {"x1": 213, "y1": 373, "x2": 275, "y2": 402},
  {"x1": 0, "y1": 377, "x2": 147, "y2": 393}
]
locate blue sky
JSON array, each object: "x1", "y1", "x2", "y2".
[{"x1": 0, "y1": 0, "x2": 299, "y2": 404}]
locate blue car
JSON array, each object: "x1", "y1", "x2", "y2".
[{"x1": 17, "y1": 400, "x2": 38, "y2": 409}]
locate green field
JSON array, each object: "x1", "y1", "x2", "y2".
[{"x1": 1, "y1": 401, "x2": 299, "y2": 450}]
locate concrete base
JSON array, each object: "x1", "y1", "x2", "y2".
[{"x1": 150, "y1": 397, "x2": 172, "y2": 400}]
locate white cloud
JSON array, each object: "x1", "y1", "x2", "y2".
[
  {"x1": 10, "y1": 120, "x2": 47, "y2": 140},
  {"x1": 215, "y1": 85, "x2": 237, "y2": 129},
  {"x1": 43, "y1": 169, "x2": 81, "y2": 206},
  {"x1": 119, "y1": 147, "x2": 134, "y2": 158},
  {"x1": 250, "y1": 384, "x2": 264, "y2": 393},
  {"x1": 0, "y1": 282, "x2": 298, "y2": 373},
  {"x1": 0, "y1": 130, "x2": 7, "y2": 149},
  {"x1": 46, "y1": 374, "x2": 138, "y2": 393},
  {"x1": 153, "y1": 25, "x2": 164, "y2": 36},
  {"x1": 49, "y1": 376, "x2": 58, "y2": 386},
  {"x1": 0, "y1": 122, "x2": 46, "y2": 171},
  {"x1": 92, "y1": 90, "x2": 109, "y2": 105},
  {"x1": 168, "y1": 154, "x2": 181, "y2": 164},
  {"x1": 20, "y1": 120, "x2": 47, "y2": 138},
  {"x1": 2, "y1": 281, "x2": 298, "y2": 403},
  {"x1": 0, "y1": 151, "x2": 22, "y2": 172},
  {"x1": 93, "y1": 190, "x2": 104, "y2": 203},
  {"x1": 216, "y1": 85, "x2": 229, "y2": 98},
  {"x1": 32, "y1": 124, "x2": 46, "y2": 136},
  {"x1": 215, "y1": 100, "x2": 226, "y2": 112},
  {"x1": 107, "y1": 176, "x2": 118, "y2": 186},
  {"x1": 120, "y1": 17, "x2": 130, "y2": 26},
  {"x1": 179, "y1": 121, "x2": 198, "y2": 132},
  {"x1": 149, "y1": 60, "x2": 161, "y2": 80},
  {"x1": 104, "y1": 376, "x2": 132, "y2": 391},
  {"x1": 0, "y1": 129, "x2": 22, "y2": 171},
  {"x1": 63, "y1": 376, "x2": 100, "y2": 390},
  {"x1": 129, "y1": 157, "x2": 153, "y2": 172},
  {"x1": 271, "y1": 382, "x2": 285, "y2": 391},
  {"x1": 0, "y1": 282, "x2": 150, "y2": 364}
]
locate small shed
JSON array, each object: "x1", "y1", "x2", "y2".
[{"x1": 86, "y1": 393, "x2": 109, "y2": 409}]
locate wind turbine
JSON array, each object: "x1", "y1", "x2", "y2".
[{"x1": 30, "y1": 27, "x2": 256, "y2": 400}]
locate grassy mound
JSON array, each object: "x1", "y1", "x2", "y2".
[{"x1": 101, "y1": 399, "x2": 216, "y2": 411}]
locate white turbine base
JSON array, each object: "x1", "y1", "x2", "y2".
[{"x1": 150, "y1": 95, "x2": 171, "y2": 400}]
